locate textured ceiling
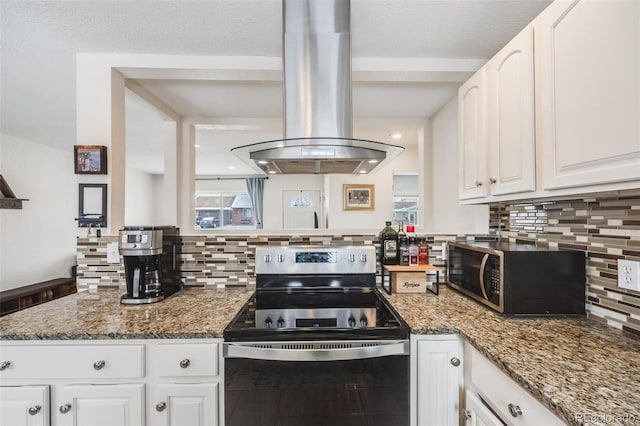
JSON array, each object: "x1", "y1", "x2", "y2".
[{"x1": 0, "y1": 0, "x2": 553, "y2": 175}]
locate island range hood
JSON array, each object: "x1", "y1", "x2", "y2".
[{"x1": 231, "y1": 0, "x2": 404, "y2": 175}]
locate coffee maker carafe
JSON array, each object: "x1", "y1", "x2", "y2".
[{"x1": 119, "y1": 226, "x2": 181, "y2": 304}]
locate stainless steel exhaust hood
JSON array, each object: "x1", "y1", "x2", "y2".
[{"x1": 232, "y1": 0, "x2": 404, "y2": 175}]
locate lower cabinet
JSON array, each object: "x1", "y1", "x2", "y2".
[
  {"x1": 463, "y1": 341, "x2": 565, "y2": 426},
  {"x1": 55, "y1": 384, "x2": 145, "y2": 426},
  {"x1": 149, "y1": 383, "x2": 219, "y2": 426},
  {"x1": 411, "y1": 335, "x2": 463, "y2": 426},
  {"x1": 0, "y1": 339, "x2": 224, "y2": 426},
  {"x1": 0, "y1": 385, "x2": 49, "y2": 426}
]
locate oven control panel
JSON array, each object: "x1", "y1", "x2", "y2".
[
  {"x1": 255, "y1": 245, "x2": 376, "y2": 275},
  {"x1": 256, "y1": 308, "x2": 377, "y2": 329}
]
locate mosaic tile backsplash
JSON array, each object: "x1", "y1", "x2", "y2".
[
  {"x1": 495, "y1": 188, "x2": 640, "y2": 335},
  {"x1": 76, "y1": 188, "x2": 640, "y2": 334}
]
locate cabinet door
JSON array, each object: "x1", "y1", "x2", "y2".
[
  {"x1": 464, "y1": 391, "x2": 504, "y2": 426},
  {"x1": 458, "y1": 68, "x2": 488, "y2": 200},
  {"x1": 149, "y1": 383, "x2": 218, "y2": 426},
  {"x1": 55, "y1": 383, "x2": 145, "y2": 426},
  {"x1": 488, "y1": 26, "x2": 536, "y2": 196},
  {"x1": 411, "y1": 337, "x2": 462, "y2": 426},
  {"x1": 0, "y1": 385, "x2": 49, "y2": 426},
  {"x1": 537, "y1": 0, "x2": 640, "y2": 190}
]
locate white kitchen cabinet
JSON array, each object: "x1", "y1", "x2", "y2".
[
  {"x1": 463, "y1": 342, "x2": 565, "y2": 426},
  {"x1": 0, "y1": 385, "x2": 49, "y2": 426},
  {"x1": 458, "y1": 67, "x2": 488, "y2": 200},
  {"x1": 536, "y1": 0, "x2": 640, "y2": 190},
  {"x1": 487, "y1": 25, "x2": 536, "y2": 197},
  {"x1": 55, "y1": 383, "x2": 145, "y2": 426},
  {"x1": 463, "y1": 390, "x2": 503, "y2": 426},
  {"x1": 149, "y1": 383, "x2": 219, "y2": 426},
  {"x1": 458, "y1": 25, "x2": 535, "y2": 202},
  {"x1": 0, "y1": 339, "x2": 224, "y2": 426},
  {"x1": 411, "y1": 335, "x2": 463, "y2": 426}
]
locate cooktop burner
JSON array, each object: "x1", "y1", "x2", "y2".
[{"x1": 224, "y1": 245, "x2": 409, "y2": 342}]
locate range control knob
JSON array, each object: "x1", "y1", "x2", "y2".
[
  {"x1": 360, "y1": 254, "x2": 368, "y2": 262},
  {"x1": 277, "y1": 318, "x2": 285, "y2": 328},
  {"x1": 348, "y1": 316, "x2": 356, "y2": 328},
  {"x1": 360, "y1": 316, "x2": 368, "y2": 327},
  {"x1": 265, "y1": 317, "x2": 273, "y2": 328},
  {"x1": 277, "y1": 254, "x2": 285, "y2": 262},
  {"x1": 264, "y1": 254, "x2": 272, "y2": 263},
  {"x1": 348, "y1": 254, "x2": 356, "y2": 262}
]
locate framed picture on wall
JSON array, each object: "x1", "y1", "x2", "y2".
[
  {"x1": 343, "y1": 184, "x2": 375, "y2": 211},
  {"x1": 74, "y1": 145, "x2": 107, "y2": 174}
]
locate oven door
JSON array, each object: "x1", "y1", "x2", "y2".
[
  {"x1": 448, "y1": 245, "x2": 503, "y2": 311},
  {"x1": 224, "y1": 340, "x2": 410, "y2": 426}
]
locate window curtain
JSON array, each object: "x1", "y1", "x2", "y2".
[{"x1": 246, "y1": 178, "x2": 265, "y2": 229}]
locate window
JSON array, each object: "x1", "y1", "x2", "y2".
[
  {"x1": 393, "y1": 173, "x2": 419, "y2": 226},
  {"x1": 195, "y1": 192, "x2": 256, "y2": 229}
]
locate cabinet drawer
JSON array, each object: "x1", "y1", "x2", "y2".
[
  {"x1": 0, "y1": 344, "x2": 144, "y2": 379},
  {"x1": 154, "y1": 343, "x2": 219, "y2": 377},
  {"x1": 470, "y1": 348, "x2": 564, "y2": 426}
]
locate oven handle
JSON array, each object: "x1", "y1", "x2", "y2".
[{"x1": 224, "y1": 340, "x2": 409, "y2": 361}]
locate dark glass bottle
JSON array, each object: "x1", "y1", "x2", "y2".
[{"x1": 380, "y1": 221, "x2": 399, "y2": 265}]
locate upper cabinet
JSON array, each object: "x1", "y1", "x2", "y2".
[
  {"x1": 458, "y1": 26, "x2": 535, "y2": 201},
  {"x1": 536, "y1": 0, "x2": 640, "y2": 190},
  {"x1": 458, "y1": 0, "x2": 640, "y2": 203}
]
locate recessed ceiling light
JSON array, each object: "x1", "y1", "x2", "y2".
[
  {"x1": 391, "y1": 133, "x2": 403, "y2": 140},
  {"x1": 359, "y1": 170, "x2": 368, "y2": 174},
  {"x1": 368, "y1": 159, "x2": 379, "y2": 164},
  {"x1": 268, "y1": 170, "x2": 277, "y2": 174},
  {"x1": 227, "y1": 166, "x2": 236, "y2": 170},
  {"x1": 257, "y1": 160, "x2": 268, "y2": 165}
]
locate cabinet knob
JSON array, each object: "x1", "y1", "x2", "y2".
[
  {"x1": 0, "y1": 360, "x2": 11, "y2": 371},
  {"x1": 450, "y1": 357, "x2": 461, "y2": 367},
  {"x1": 475, "y1": 180, "x2": 483, "y2": 187},
  {"x1": 489, "y1": 177, "x2": 497, "y2": 184},
  {"x1": 59, "y1": 403, "x2": 72, "y2": 414},
  {"x1": 462, "y1": 409, "x2": 472, "y2": 421},
  {"x1": 508, "y1": 403, "x2": 523, "y2": 417},
  {"x1": 28, "y1": 405, "x2": 42, "y2": 416},
  {"x1": 156, "y1": 402, "x2": 167, "y2": 412},
  {"x1": 93, "y1": 360, "x2": 106, "y2": 370},
  {"x1": 179, "y1": 358, "x2": 191, "y2": 368}
]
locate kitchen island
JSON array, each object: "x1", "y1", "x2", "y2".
[{"x1": 1, "y1": 286, "x2": 639, "y2": 425}]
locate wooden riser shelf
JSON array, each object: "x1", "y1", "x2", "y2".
[{"x1": 0, "y1": 278, "x2": 77, "y2": 316}]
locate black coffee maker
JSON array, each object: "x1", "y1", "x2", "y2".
[{"x1": 119, "y1": 226, "x2": 181, "y2": 304}]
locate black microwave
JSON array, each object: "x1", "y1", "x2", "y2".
[{"x1": 447, "y1": 241, "x2": 585, "y2": 315}]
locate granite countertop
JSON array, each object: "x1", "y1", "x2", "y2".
[
  {"x1": 384, "y1": 287, "x2": 640, "y2": 426},
  {"x1": 1, "y1": 285, "x2": 639, "y2": 425},
  {"x1": 0, "y1": 286, "x2": 255, "y2": 340}
]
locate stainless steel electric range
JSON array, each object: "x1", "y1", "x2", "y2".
[{"x1": 223, "y1": 245, "x2": 410, "y2": 425}]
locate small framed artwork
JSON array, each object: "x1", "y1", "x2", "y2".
[
  {"x1": 343, "y1": 184, "x2": 375, "y2": 211},
  {"x1": 74, "y1": 145, "x2": 107, "y2": 174}
]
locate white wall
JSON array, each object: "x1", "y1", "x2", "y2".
[
  {"x1": 263, "y1": 175, "x2": 325, "y2": 229},
  {"x1": 124, "y1": 167, "x2": 157, "y2": 225},
  {"x1": 429, "y1": 97, "x2": 489, "y2": 233},
  {"x1": 0, "y1": 134, "x2": 78, "y2": 291}
]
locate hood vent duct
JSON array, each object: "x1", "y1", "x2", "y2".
[{"x1": 232, "y1": 0, "x2": 404, "y2": 175}]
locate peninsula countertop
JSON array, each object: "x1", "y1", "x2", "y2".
[{"x1": 1, "y1": 285, "x2": 639, "y2": 425}]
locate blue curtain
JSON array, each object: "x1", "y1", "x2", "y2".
[{"x1": 246, "y1": 178, "x2": 265, "y2": 229}]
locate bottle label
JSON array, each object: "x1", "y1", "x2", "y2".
[{"x1": 383, "y1": 240, "x2": 397, "y2": 259}]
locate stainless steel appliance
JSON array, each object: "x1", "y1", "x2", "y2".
[
  {"x1": 223, "y1": 245, "x2": 410, "y2": 425},
  {"x1": 447, "y1": 241, "x2": 586, "y2": 315},
  {"x1": 118, "y1": 226, "x2": 181, "y2": 304}
]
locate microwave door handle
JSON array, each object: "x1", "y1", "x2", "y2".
[{"x1": 479, "y1": 254, "x2": 490, "y2": 301}]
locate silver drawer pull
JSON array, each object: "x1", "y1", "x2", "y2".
[
  {"x1": 0, "y1": 361, "x2": 12, "y2": 371},
  {"x1": 450, "y1": 357, "x2": 461, "y2": 367},
  {"x1": 59, "y1": 403, "x2": 72, "y2": 414},
  {"x1": 156, "y1": 402, "x2": 166, "y2": 412},
  {"x1": 28, "y1": 405, "x2": 42, "y2": 416},
  {"x1": 508, "y1": 403, "x2": 522, "y2": 417},
  {"x1": 93, "y1": 360, "x2": 106, "y2": 370},
  {"x1": 179, "y1": 358, "x2": 191, "y2": 368}
]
